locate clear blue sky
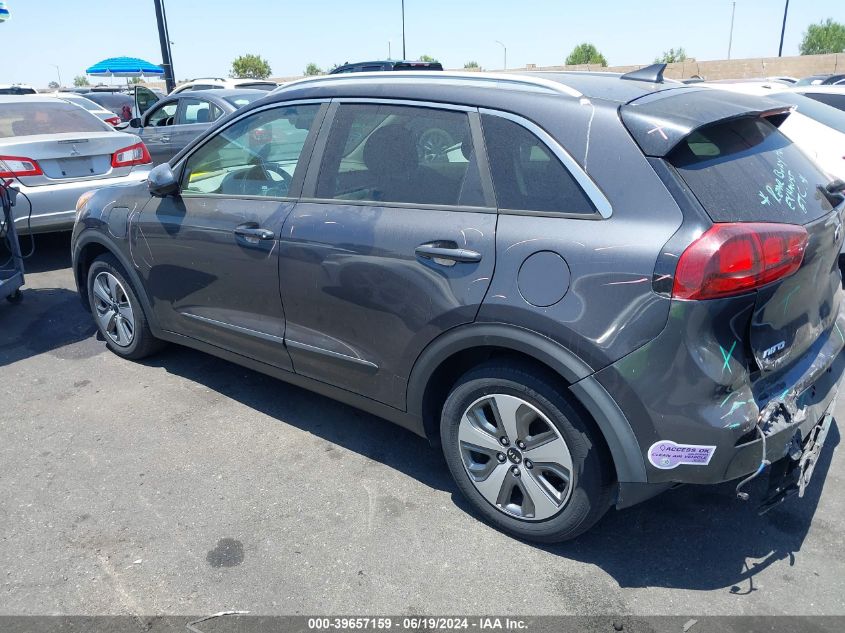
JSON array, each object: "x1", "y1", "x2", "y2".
[{"x1": 0, "y1": 0, "x2": 842, "y2": 86}]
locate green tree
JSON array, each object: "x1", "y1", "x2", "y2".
[
  {"x1": 565, "y1": 43, "x2": 607, "y2": 66},
  {"x1": 48, "y1": 81, "x2": 60, "y2": 90},
  {"x1": 464, "y1": 61, "x2": 480, "y2": 69},
  {"x1": 230, "y1": 54, "x2": 272, "y2": 79},
  {"x1": 73, "y1": 75, "x2": 90, "y2": 87},
  {"x1": 654, "y1": 47, "x2": 688, "y2": 63},
  {"x1": 799, "y1": 18, "x2": 845, "y2": 55},
  {"x1": 418, "y1": 54, "x2": 439, "y2": 63},
  {"x1": 304, "y1": 63, "x2": 322, "y2": 76}
]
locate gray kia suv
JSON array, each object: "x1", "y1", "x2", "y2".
[{"x1": 71, "y1": 67, "x2": 845, "y2": 542}]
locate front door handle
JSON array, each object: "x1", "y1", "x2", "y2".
[
  {"x1": 159, "y1": 135, "x2": 171, "y2": 143},
  {"x1": 234, "y1": 224, "x2": 275, "y2": 242},
  {"x1": 415, "y1": 241, "x2": 482, "y2": 264}
]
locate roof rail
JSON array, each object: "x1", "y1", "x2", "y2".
[
  {"x1": 273, "y1": 71, "x2": 583, "y2": 98},
  {"x1": 620, "y1": 63, "x2": 667, "y2": 83}
]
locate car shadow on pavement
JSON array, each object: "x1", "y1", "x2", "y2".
[
  {"x1": 13, "y1": 231, "x2": 72, "y2": 274},
  {"x1": 0, "y1": 286, "x2": 98, "y2": 366},
  {"x1": 141, "y1": 345, "x2": 456, "y2": 493},
  {"x1": 535, "y1": 421, "x2": 841, "y2": 592},
  {"x1": 146, "y1": 342, "x2": 840, "y2": 593}
]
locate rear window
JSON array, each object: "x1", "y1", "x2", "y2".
[
  {"x1": 0, "y1": 101, "x2": 108, "y2": 138},
  {"x1": 668, "y1": 117, "x2": 834, "y2": 224}
]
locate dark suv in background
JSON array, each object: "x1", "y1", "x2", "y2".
[
  {"x1": 329, "y1": 60, "x2": 443, "y2": 74},
  {"x1": 72, "y1": 67, "x2": 845, "y2": 542}
]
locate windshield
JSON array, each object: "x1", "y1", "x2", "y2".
[
  {"x1": 0, "y1": 101, "x2": 109, "y2": 137},
  {"x1": 768, "y1": 92, "x2": 845, "y2": 132},
  {"x1": 224, "y1": 93, "x2": 265, "y2": 108},
  {"x1": 58, "y1": 95, "x2": 102, "y2": 112}
]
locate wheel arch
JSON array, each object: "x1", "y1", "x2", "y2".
[
  {"x1": 407, "y1": 323, "x2": 648, "y2": 484},
  {"x1": 73, "y1": 232, "x2": 159, "y2": 333}
]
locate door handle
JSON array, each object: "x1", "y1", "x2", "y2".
[
  {"x1": 160, "y1": 135, "x2": 170, "y2": 143},
  {"x1": 234, "y1": 224, "x2": 275, "y2": 241},
  {"x1": 415, "y1": 242, "x2": 482, "y2": 264}
]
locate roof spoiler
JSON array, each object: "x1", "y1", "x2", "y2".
[
  {"x1": 621, "y1": 89, "x2": 794, "y2": 157},
  {"x1": 621, "y1": 63, "x2": 667, "y2": 84}
]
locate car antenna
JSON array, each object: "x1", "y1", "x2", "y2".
[{"x1": 620, "y1": 63, "x2": 667, "y2": 83}]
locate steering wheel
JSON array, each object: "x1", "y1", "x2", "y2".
[{"x1": 226, "y1": 162, "x2": 293, "y2": 197}]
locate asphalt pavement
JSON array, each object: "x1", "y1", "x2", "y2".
[{"x1": 1, "y1": 233, "x2": 844, "y2": 617}]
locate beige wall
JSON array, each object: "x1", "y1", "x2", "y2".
[{"x1": 498, "y1": 53, "x2": 845, "y2": 80}]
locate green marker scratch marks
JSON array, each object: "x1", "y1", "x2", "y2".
[
  {"x1": 780, "y1": 285, "x2": 799, "y2": 316},
  {"x1": 720, "y1": 341, "x2": 737, "y2": 374},
  {"x1": 720, "y1": 391, "x2": 736, "y2": 407}
]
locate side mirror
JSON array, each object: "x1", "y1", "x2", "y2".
[
  {"x1": 148, "y1": 163, "x2": 179, "y2": 197},
  {"x1": 129, "y1": 117, "x2": 142, "y2": 129}
]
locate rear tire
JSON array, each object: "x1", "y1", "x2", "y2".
[
  {"x1": 86, "y1": 254, "x2": 163, "y2": 360},
  {"x1": 441, "y1": 361, "x2": 614, "y2": 542}
]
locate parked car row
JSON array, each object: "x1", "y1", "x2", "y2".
[{"x1": 63, "y1": 65, "x2": 845, "y2": 542}]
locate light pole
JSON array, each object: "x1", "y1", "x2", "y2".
[
  {"x1": 401, "y1": 0, "x2": 406, "y2": 59},
  {"x1": 49, "y1": 64, "x2": 62, "y2": 88},
  {"x1": 778, "y1": 0, "x2": 790, "y2": 57},
  {"x1": 727, "y1": 2, "x2": 736, "y2": 59},
  {"x1": 153, "y1": 0, "x2": 176, "y2": 93},
  {"x1": 388, "y1": 40, "x2": 392, "y2": 60},
  {"x1": 495, "y1": 40, "x2": 507, "y2": 70}
]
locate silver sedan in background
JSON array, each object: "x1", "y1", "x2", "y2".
[
  {"x1": 52, "y1": 93, "x2": 122, "y2": 126},
  {"x1": 0, "y1": 95, "x2": 152, "y2": 233}
]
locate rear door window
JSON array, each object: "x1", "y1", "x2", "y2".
[
  {"x1": 668, "y1": 117, "x2": 834, "y2": 224},
  {"x1": 315, "y1": 103, "x2": 486, "y2": 207},
  {"x1": 480, "y1": 114, "x2": 596, "y2": 215}
]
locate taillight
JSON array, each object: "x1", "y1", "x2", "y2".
[
  {"x1": 0, "y1": 155, "x2": 43, "y2": 178},
  {"x1": 111, "y1": 142, "x2": 151, "y2": 168},
  {"x1": 672, "y1": 222, "x2": 808, "y2": 300},
  {"x1": 105, "y1": 116, "x2": 121, "y2": 126}
]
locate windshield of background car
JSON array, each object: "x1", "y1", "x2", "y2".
[
  {"x1": 668, "y1": 116, "x2": 834, "y2": 224},
  {"x1": 768, "y1": 92, "x2": 845, "y2": 132},
  {"x1": 224, "y1": 93, "x2": 265, "y2": 108},
  {"x1": 59, "y1": 95, "x2": 102, "y2": 112},
  {"x1": 0, "y1": 101, "x2": 109, "y2": 137}
]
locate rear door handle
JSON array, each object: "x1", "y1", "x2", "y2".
[
  {"x1": 234, "y1": 224, "x2": 275, "y2": 242},
  {"x1": 160, "y1": 135, "x2": 171, "y2": 143},
  {"x1": 415, "y1": 242, "x2": 482, "y2": 264}
]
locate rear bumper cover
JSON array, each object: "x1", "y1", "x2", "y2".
[
  {"x1": 597, "y1": 302, "x2": 845, "y2": 488},
  {"x1": 11, "y1": 167, "x2": 150, "y2": 233}
]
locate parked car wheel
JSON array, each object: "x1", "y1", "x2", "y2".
[
  {"x1": 441, "y1": 362, "x2": 614, "y2": 542},
  {"x1": 87, "y1": 254, "x2": 163, "y2": 360}
]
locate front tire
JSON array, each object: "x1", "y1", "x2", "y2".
[
  {"x1": 441, "y1": 361, "x2": 614, "y2": 542},
  {"x1": 86, "y1": 254, "x2": 163, "y2": 360}
]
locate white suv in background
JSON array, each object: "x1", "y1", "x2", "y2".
[{"x1": 170, "y1": 77, "x2": 277, "y2": 94}]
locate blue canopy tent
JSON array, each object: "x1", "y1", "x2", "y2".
[{"x1": 86, "y1": 57, "x2": 164, "y2": 79}]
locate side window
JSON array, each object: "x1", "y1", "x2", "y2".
[
  {"x1": 315, "y1": 103, "x2": 486, "y2": 207},
  {"x1": 481, "y1": 114, "x2": 596, "y2": 214},
  {"x1": 178, "y1": 98, "x2": 213, "y2": 125},
  {"x1": 147, "y1": 102, "x2": 177, "y2": 127},
  {"x1": 182, "y1": 104, "x2": 320, "y2": 198}
]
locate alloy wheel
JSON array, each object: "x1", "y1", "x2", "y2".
[
  {"x1": 458, "y1": 393, "x2": 574, "y2": 521},
  {"x1": 92, "y1": 271, "x2": 135, "y2": 347}
]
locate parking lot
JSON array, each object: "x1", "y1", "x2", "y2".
[{"x1": 0, "y1": 232, "x2": 842, "y2": 617}]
